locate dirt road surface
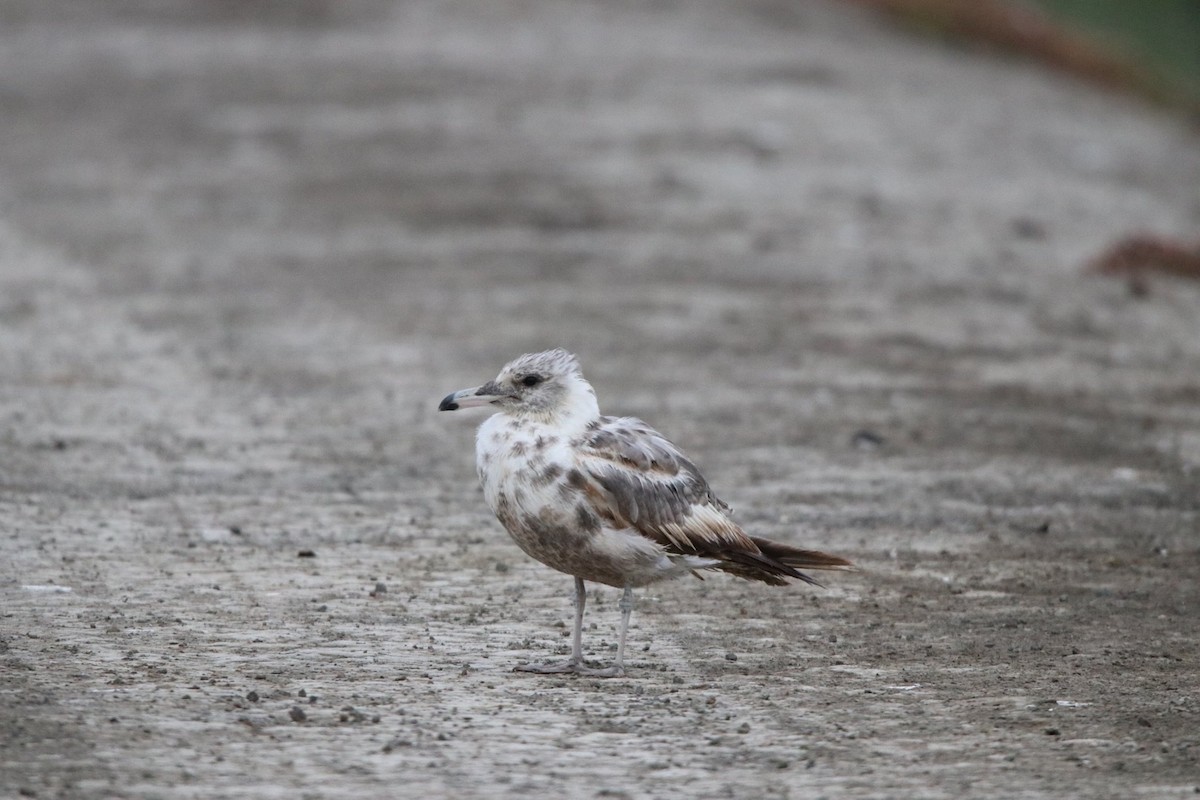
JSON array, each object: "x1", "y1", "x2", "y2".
[{"x1": 2, "y1": 1, "x2": 1199, "y2": 798}]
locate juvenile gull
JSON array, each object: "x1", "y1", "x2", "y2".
[{"x1": 439, "y1": 348, "x2": 853, "y2": 677}]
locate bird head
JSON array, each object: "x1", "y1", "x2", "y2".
[{"x1": 439, "y1": 348, "x2": 598, "y2": 423}]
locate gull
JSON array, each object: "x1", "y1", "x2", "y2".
[{"x1": 439, "y1": 348, "x2": 853, "y2": 677}]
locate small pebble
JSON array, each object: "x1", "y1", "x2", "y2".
[
  {"x1": 851, "y1": 429, "x2": 885, "y2": 451},
  {"x1": 737, "y1": 722, "x2": 751, "y2": 734},
  {"x1": 373, "y1": 581, "x2": 388, "y2": 595},
  {"x1": 1011, "y1": 217, "x2": 1046, "y2": 240},
  {"x1": 724, "y1": 652, "x2": 738, "y2": 662},
  {"x1": 289, "y1": 706, "x2": 307, "y2": 723},
  {"x1": 245, "y1": 690, "x2": 259, "y2": 703}
]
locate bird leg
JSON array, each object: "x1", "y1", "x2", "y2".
[
  {"x1": 562, "y1": 584, "x2": 631, "y2": 678},
  {"x1": 583, "y1": 584, "x2": 633, "y2": 678},
  {"x1": 514, "y1": 577, "x2": 588, "y2": 674},
  {"x1": 513, "y1": 579, "x2": 632, "y2": 678}
]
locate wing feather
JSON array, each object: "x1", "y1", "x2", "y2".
[
  {"x1": 574, "y1": 416, "x2": 853, "y2": 585},
  {"x1": 577, "y1": 416, "x2": 753, "y2": 549}
]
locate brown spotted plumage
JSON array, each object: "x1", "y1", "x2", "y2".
[{"x1": 439, "y1": 348, "x2": 852, "y2": 677}]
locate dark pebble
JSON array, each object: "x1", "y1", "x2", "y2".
[
  {"x1": 1011, "y1": 217, "x2": 1046, "y2": 239},
  {"x1": 246, "y1": 690, "x2": 259, "y2": 703},
  {"x1": 724, "y1": 652, "x2": 737, "y2": 662},
  {"x1": 851, "y1": 429, "x2": 885, "y2": 451},
  {"x1": 298, "y1": 550, "x2": 316, "y2": 558},
  {"x1": 289, "y1": 706, "x2": 307, "y2": 723}
]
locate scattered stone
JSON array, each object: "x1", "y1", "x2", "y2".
[
  {"x1": 339, "y1": 706, "x2": 367, "y2": 724},
  {"x1": 245, "y1": 690, "x2": 259, "y2": 703},
  {"x1": 851, "y1": 429, "x2": 885, "y2": 451},
  {"x1": 298, "y1": 550, "x2": 316, "y2": 558},
  {"x1": 737, "y1": 722, "x2": 751, "y2": 734},
  {"x1": 289, "y1": 706, "x2": 307, "y2": 723},
  {"x1": 1011, "y1": 217, "x2": 1046, "y2": 239},
  {"x1": 724, "y1": 652, "x2": 738, "y2": 662}
]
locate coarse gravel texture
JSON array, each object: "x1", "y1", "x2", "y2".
[{"x1": 2, "y1": 1, "x2": 1199, "y2": 798}]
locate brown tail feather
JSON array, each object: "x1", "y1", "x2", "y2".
[
  {"x1": 712, "y1": 538, "x2": 854, "y2": 587},
  {"x1": 750, "y1": 537, "x2": 855, "y2": 572}
]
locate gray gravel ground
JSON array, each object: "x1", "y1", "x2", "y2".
[{"x1": 2, "y1": 1, "x2": 1199, "y2": 798}]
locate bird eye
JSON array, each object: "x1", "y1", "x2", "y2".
[{"x1": 521, "y1": 374, "x2": 542, "y2": 387}]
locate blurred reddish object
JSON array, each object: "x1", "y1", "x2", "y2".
[
  {"x1": 1088, "y1": 234, "x2": 1200, "y2": 296},
  {"x1": 844, "y1": 0, "x2": 1160, "y2": 99}
]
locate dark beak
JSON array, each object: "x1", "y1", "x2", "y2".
[{"x1": 438, "y1": 381, "x2": 509, "y2": 411}]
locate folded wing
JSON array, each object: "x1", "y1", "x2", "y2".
[{"x1": 574, "y1": 416, "x2": 853, "y2": 586}]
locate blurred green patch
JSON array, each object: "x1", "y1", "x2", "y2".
[{"x1": 1024, "y1": 0, "x2": 1200, "y2": 106}]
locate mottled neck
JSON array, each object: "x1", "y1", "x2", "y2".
[{"x1": 521, "y1": 376, "x2": 600, "y2": 434}]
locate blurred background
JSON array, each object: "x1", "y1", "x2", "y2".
[
  {"x1": 2, "y1": 0, "x2": 1197, "y2": 470},
  {"x1": 856, "y1": 0, "x2": 1200, "y2": 110},
  {"x1": 1026, "y1": 0, "x2": 1200, "y2": 102}
]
